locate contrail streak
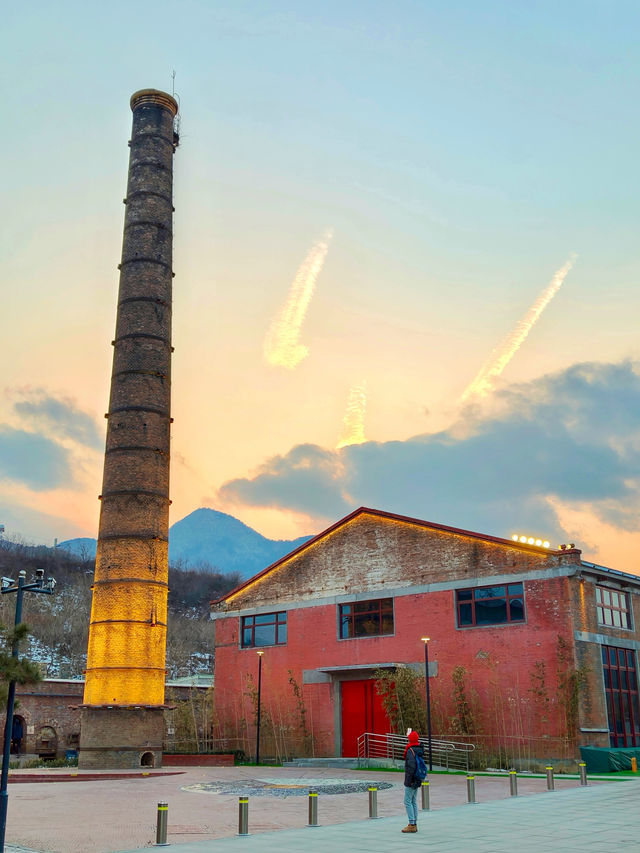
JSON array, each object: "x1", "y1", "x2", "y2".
[
  {"x1": 264, "y1": 229, "x2": 333, "y2": 369},
  {"x1": 460, "y1": 254, "x2": 577, "y2": 402},
  {"x1": 336, "y1": 381, "x2": 367, "y2": 449}
]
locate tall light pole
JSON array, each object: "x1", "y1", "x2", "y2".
[
  {"x1": 0, "y1": 569, "x2": 56, "y2": 853},
  {"x1": 255, "y1": 650, "x2": 264, "y2": 765},
  {"x1": 421, "y1": 636, "x2": 433, "y2": 772}
]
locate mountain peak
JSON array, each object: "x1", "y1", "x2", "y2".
[{"x1": 59, "y1": 508, "x2": 312, "y2": 579}]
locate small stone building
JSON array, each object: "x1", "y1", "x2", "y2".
[
  {"x1": 211, "y1": 507, "x2": 640, "y2": 762},
  {"x1": 3, "y1": 676, "x2": 211, "y2": 760}
]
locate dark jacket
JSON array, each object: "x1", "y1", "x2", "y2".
[{"x1": 404, "y1": 744, "x2": 425, "y2": 788}]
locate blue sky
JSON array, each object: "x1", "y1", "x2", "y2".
[{"x1": 2, "y1": 1, "x2": 640, "y2": 570}]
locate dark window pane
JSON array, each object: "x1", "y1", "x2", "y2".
[
  {"x1": 354, "y1": 613, "x2": 380, "y2": 636},
  {"x1": 277, "y1": 624, "x2": 287, "y2": 644},
  {"x1": 602, "y1": 647, "x2": 608, "y2": 663},
  {"x1": 254, "y1": 613, "x2": 275, "y2": 625},
  {"x1": 476, "y1": 598, "x2": 507, "y2": 625},
  {"x1": 607, "y1": 692, "x2": 616, "y2": 732},
  {"x1": 458, "y1": 603, "x2": 473, "y2": 626},
  {"x1": 474, "y1": 586, "x2": 505, "y2": 600},
  {"x1": 621, "y1": 670, "x2": 629, "y2": 690},
  {"x1": 629, "y1": 670, "x2": 637, "y2": 691},
  {"x1": 507, "y1": 583, "x2": 523, "y2": 595},
  {"x1": 509, "y1": 598, "x2": 525, "y2": 621},
  {"x1": 610, "y1": 648, "x2": 617, "y2": 665},
  {"x1": 604, "y1": 669, "x2": 611, "y2": 688},
  {"x1": 612, "y1": 670, "x2": 619, "y2": 690},
  {"x1": 381, "y1": 615, "x2": 394, "y2": 634},
  {"x1": 457, "y1": 589, "x2": 472, "y2": 601},
  {"x1": 627, "y1": 650, "x2": 635, "y2": 667},
  {"x1": 242, "y1": 627, "x2": 253, "y2": 647},
  {"x1": 619, "y1": 649, "x2": 627, "y2": 666},
  {"x1": 339, "y1": 599, "x2": 394, "y2": 638},
  {"x1": 254, "y1": 625, "x2": 275, "y2": 646},
  {"x1": 622, "y1": 694, "x2": 632, "y2": 733}
]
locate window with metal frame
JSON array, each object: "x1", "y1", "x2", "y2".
[
  {"x1": 596, "y1": 586, "x2": 631, "y2": 629},
  {"x1": 456, "y1": 583, "x2": 525, "y2": 627},
  {"x1": 339, "y1": 598, "x2": 394, "y2": 639},
  {"x1": 241, "y1": 612, "x2": 287, "y2": 648},
  {"x1": 602, "y1": 645, "x2": 640, "y2": 747}
]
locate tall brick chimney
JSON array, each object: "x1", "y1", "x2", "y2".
[{"x1": 78, "y1": 89, "x2": 179, "y2": 769}]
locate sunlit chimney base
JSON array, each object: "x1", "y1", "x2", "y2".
[{"x1": 78, "y1": 706, "x2": 164, "y2": 770}]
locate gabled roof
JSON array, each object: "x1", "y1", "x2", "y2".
[{"x1": 211, "y1": 506, "x2": 571, "y2": 606}]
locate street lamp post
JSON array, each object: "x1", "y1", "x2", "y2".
[
  {"x1": 421, "y1": 637, "x2": 433, "y2": 772},
  {"x1": 255, "y1": 650, "x2": 264, "y2": 765},
  {"x1": 0, "y1": 569, "x2": 56, "y2": 853}
]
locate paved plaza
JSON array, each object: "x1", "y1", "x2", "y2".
[{"x1": 2, "y1": 766, "x2": 637, "y2": 853}]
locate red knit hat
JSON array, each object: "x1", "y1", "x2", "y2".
[{"x1": 407, "y1": 730, "x2": 420, "y2": 745}]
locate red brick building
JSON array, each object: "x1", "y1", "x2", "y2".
[{"x1": 211, "y1": 507, "x2": 640, "y2": 762}]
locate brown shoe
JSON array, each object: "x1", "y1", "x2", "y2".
[{"x1": 401, "y1": 824, "x2": 417, "y2": 833}]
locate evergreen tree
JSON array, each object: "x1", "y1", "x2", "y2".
[{"x1": 0, "y1": 622, "x2": 41, "y2": 706}]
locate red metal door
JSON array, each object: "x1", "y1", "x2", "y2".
[{"x1": 340, "y1": 679, "x2": 390, "y2": 757}]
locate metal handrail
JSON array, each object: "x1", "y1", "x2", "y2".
[{"x1": 357, "y1": 731, "x2": 475, "y2": 771}]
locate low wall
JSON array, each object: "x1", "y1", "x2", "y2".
[{"x1": 162, "y1": 754, "x2": 234, "y2": 766}]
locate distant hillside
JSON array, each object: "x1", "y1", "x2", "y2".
[{"x1": 58, "y1": 508, "x2": 312, "y2": 579}]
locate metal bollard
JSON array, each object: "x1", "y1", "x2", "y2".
[
  {"x1": 421, "y1": 780, "x2": 430, "y2": 811},
  {"x1": 238, "y1": 797, "x2": 249, "y2": 836},
  {"x1": 466, "y1": 775, "x2": 476, "y2": 804},
  {"x1": 308, "y1": 790, "x2": 318, "y2": 827},
  {"x1": 368, "y1": 786, "x2": 378, "y2": 819},
  {"x1": 631, "y1": 757, "x2": 638, "y2": 773},
  {"x1": 579, "y1": 762, "x2": 588, "y2": 786},
  {"x1": 546, "y1": 766, "x2": 555, "y2": 791},
  {"x1": 368, "y1": 785, "x2": 378, "y2": 820},
  {"x1": 155, "y1": 802, "x2": 168, "y2": 847},
  {"x1": 509, "y1": 771, "x2": 518, "y2": 797}
]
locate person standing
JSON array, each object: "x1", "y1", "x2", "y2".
[{"x1": 402, "y1": 729, "x2": 425, "y2": 833}]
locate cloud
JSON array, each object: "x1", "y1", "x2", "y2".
[
  {"x1": 263, "y1": 229, "x2": 333, "y2": 369},
  {"x1": 12, "y1": 391, "x2": 102, "y2": 449},
  {"x1": 218, "y1": 360, "x2": 640, "y2": 544},
  {"x1": 336, "y1": 381, "x2": 367, "y2": 449},
  {"x1": 0, "y1": 499, "x2": 86, "y2": 544},
  {"x1": 219, "y1": 444, "x2": 351, "y2": 519},
  {"x1": 461, "y1": 254, "x2": 577, "y2": 401},
  {"x1": 0, "y1": 426, "x2": 74, "y2": 490}
]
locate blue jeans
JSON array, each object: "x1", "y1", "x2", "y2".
[{"x1": 404, "y1": 785, "x2": 418, "y2": 823}]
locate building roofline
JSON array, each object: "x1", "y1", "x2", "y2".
[
  {"x1": 211, "y1": 506, "x2": 576, "y2": 606},
  {"x1": 579, "y1": 561, "x2": 640, "y2": 586}
]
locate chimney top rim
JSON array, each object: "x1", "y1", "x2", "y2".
[{"x1": 130, "y1": 89, "x2": 178, "y2": 116}]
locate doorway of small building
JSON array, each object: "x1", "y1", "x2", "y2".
[
  {"x1": 36, "y1": 725, "x2": 58, "y2": 760},
  {"x1": 140, "y1": 751, "x2": 155, "y2": 767},
  {"x1": 340, "y1": 679, "x2": 391, "y2": 757},
  {"x1": 10, "y1": 715, "x2": 25, "y2": 755}
]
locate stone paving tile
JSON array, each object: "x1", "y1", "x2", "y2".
[
  {"x1": 111, "y1": 780, "x2": 640, "y2": 853},
  {"x1": 0, "y1": 765, "x2": 630, "y2": 853}
]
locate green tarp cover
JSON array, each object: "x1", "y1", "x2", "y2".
[{"x1": 579, "y1": 745, "x2": 640, "y2": 772}]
